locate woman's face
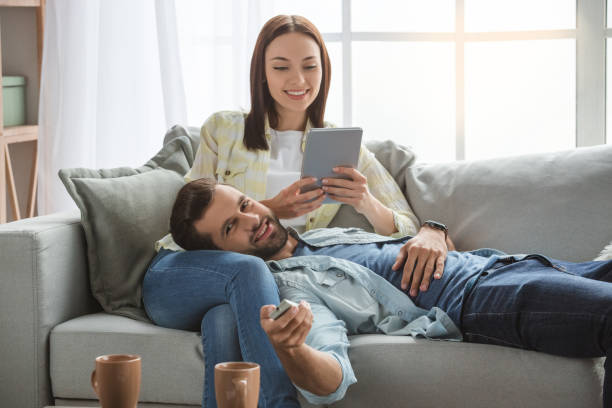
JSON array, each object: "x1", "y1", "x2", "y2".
[{"x1": 264, "y1": 32, "x2": 323, "y2": 118}]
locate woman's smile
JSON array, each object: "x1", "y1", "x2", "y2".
[{"x1": 284, "y1": 89, "x2": 310, "y2": 100}]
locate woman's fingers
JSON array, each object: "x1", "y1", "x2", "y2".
[
  {"x1": 295, "y1": 186, "x2": 325, "y2": 203},
  {"x1": 323, "y1": 185, "x2": 362, "y2": 198},
  {"x1": 330, "y1": 166, "x2": 367, "y2": 183},
  {"x1": 289, "y1": 177, "x2": 317, "y2": 192}
]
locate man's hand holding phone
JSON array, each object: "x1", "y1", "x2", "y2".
[{"x1": 260, "y1": 299, "x2": 313, "y2": 351}]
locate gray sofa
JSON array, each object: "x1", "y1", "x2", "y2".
[{"x1": 1, "y1": 127, "x2": 612, "y2": 408}]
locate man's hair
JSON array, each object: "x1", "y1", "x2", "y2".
[{"x1": 170, "y1": 178, "x2": 220, "y2": 251}]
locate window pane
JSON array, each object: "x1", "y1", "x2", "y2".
[
  {"x1": 325, "y1": 41, "x2": 343, "y2": 126},
  {"x1": 266, "y1": 0, "x2": 342, "y2": 33},
  {"x1": 352, "y1": 0, "x2": 454, "y2": 32},
  {"x1": 465, "y1": 40, "x2": 575, "y2": 160},
  {"x1": 465, "y1": 0, "x2": 576, "y2": 32},
  {"x1": 352, "y1": 42, "x2": 455, "y2": 163}
]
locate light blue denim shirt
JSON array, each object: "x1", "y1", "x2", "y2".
[{"x1": 266, "y1": 227, "x2": 506, "y2": 405}]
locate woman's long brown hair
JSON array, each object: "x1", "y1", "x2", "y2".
[{"x1": 244, "y1": 15, "x2": 331, "y2": 151}]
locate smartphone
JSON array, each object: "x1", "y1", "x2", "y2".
[{"x1": 269, "y1": 299, "x2": 298, "y2": 320}]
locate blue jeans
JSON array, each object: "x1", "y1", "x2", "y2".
[
  {"x1": 142, "y1": 249, "x2": 300, "y2": 408},
  {"x1": 460, "y1": 256, "x2": 612, "y2": 407}
]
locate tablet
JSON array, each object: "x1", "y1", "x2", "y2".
[{"x1": 300, "y1": 127, "x2": 363, "y2": 205}]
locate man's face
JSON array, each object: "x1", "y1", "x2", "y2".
[{"x1": 194, "y1": 184, "x2": 288, "y2": 259}]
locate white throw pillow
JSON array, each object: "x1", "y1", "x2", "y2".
[{"x1": 594, "y1": 241, "x2": 612, "y2": 261}]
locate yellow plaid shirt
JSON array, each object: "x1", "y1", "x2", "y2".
[{"x1": 157, "y1": 110, "x2": 419, "y2": 251}]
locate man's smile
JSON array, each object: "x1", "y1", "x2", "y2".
[{"x1": 254, "y1": 218, "x2": 274, "y2": 243}]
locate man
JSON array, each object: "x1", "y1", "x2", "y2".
[{"x1": 170, "y1": 178, "x2": 612, "y2": 406}]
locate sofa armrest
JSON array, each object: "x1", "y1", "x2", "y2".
[{"x1": 0, "y1": 211, "x2": 100, "y2": 408}]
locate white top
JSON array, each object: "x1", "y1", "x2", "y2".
[{"x1": 266, "y1": 128, "x2": 307, "y2": 232}]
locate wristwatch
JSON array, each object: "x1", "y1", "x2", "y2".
[{"x1": 422, "y1": 220, "x2": 448, "y2": 239}]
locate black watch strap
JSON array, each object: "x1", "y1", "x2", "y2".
[{"x1": 422, "y1": 220, "x2": 448, "y2": 239}]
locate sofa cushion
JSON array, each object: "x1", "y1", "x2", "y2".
[
  {"x1": 50, "y1": 313, "x2": 204, "y2": 405},
  {"x1": 344, "y1": 335, "x2": 602, "y2": 408},
  {"x1": 400, "y1": 145, "x2": 612, "y2": 261},
  {"x1": 58, "y1": 128, "x2": 196, "y2": 321},
  {"x1": 364, "y1": 142, "x2": 612, "y2": 262},
  {"x1": 50, "y1": 313, "x2": 603, "y2": 408}
]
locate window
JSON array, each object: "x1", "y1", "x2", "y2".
[{"x1": 177, "y1": 1, "x2": 606, "y2": 162}]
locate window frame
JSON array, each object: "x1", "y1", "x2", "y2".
[{"x1": 321, "y1": 0, "x2": 606, "y2": 160}]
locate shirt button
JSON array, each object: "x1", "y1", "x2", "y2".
[
  {"x1": 336, "y1": 273, "x2": 343, "y2": 278},
  {"x1": 370, "y1": 289, "x2": 376, "y2": 295},
  {"x1": 398, "y1": 310, "x2": 404, "y2": 316},
  {"x1": 225, "y1": 170, "x2": 231, "y2": 176}
]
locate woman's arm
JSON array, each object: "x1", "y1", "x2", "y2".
[
  {"x1": 356, "y1": 145, "x2": 420, "y2": 235},
  {"x1": 322, "y1": 145, "x2": 419, "y2": 236}
]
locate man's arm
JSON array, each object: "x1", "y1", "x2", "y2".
[
  {"x1": 260, "y1": 301, "x2": 342, "y2": 396},
  {"x1": 274, "y1": 336, "x2": 342, "y2": 395}
]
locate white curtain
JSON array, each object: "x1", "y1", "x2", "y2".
[
  {"x1": 38, "y1": 0, "x2": 187, "y2": 215},
  {"x1": 174, "y1": 0, "x2": 291, "y2": 126}
]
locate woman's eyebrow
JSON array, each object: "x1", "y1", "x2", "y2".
[{"x1": 270, "y1": 56, "x2": 317, "y2": 62}]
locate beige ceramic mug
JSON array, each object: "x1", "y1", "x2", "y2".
[
  {"x1": 214, "y1": 362, "x2": 260, "y2": 408},
  {"x1": 91, "y1": 354, "x2": 141, "y2": 408}
]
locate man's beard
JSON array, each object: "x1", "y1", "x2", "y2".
[{"x1": 246, "y1": 214, "x2": 288, "y2": 260}]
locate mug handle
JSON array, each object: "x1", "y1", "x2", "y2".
[
  {"x1": 90, "y1": 370, "x2": 99, "y2": 396},
  {"x1": 232, "y1": 378, "x2": 247, "y2": 405}
]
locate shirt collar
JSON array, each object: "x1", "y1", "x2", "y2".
[{"x1": 264, "y1": 113, "x2": 313, "y2": 152}]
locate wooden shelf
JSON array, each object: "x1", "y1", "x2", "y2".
[
  {"x1": 0, "y1": 1, "x2": 44, "y2": 223},
  {"x1": 2, "y1": 125, "x2": 38, "y2": 144},
  {"x1": 0, "y1": 0, "x2": 40, "y2": 7}
]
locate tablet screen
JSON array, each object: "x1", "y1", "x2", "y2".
[{"x1": 300, "y1": 127, "x2": 363, "y2": 205}]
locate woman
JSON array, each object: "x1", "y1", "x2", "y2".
[{"x1": 144, "y1": 15, "x2": 452, "y2": 408}]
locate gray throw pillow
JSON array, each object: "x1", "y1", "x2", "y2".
[{"x1": 59, "y1": 130, "x2": 195, "y2": 321}]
